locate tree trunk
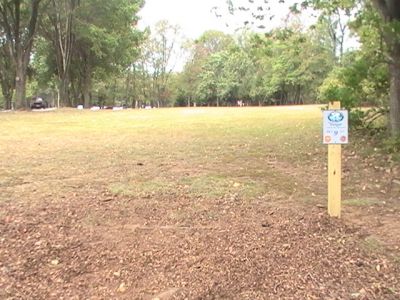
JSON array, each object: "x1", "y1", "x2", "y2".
[
  {"x1": 0, "y1": 48, "x2": 14, "y2": 110},
  {"x1": 83, "y1": 84, "x2": 90, "y2": 108},
  {"x1": 371, "y1": 0, "x2": 400, "y2": 136},
  {"x1": 0, "y1": 77, "x2": 13, "y2": 110},
  {"x1": 58, "y1": 75, "x2": 70, "y2": 107},
  {"x1": 14, "y1": 43, "x2": 33, "y2": 110},
  {"x1": 3, "y1": 92, "x2": 12, "y2": 110},
  {"x1": 15, "y1": 59, "x2": 27, "y2": 109},
  {"x1": 389, "y1": 57, "x2": 400, "y2": 135},
  {"x1": 70, "y1": 79, "x2": 80, "y2": 106},
  {"x1": 82, "y1": 64, "x2": 91, "y2": 108}
]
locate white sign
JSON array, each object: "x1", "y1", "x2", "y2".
[{"x1": 323, "y1": 110, "x2": 348, "y2": 144}]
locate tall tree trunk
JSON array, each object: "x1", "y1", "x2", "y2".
[
  {"x1": 2, "y1": 91, "x2": 12, "y2": 110},
  {"x1": 0, "y1": 45, "x2": 14, "y2": 110},
  {"x1": 125, "y1": 71, "x2": 131, "y2": 107},
  {"x1": 389, "y1": 56, "x2": 400, "y2": 135},
  {"x1": 58, "y1": 75, "x2": 70, "y2": 107},
  {"x1": 70, "y1": 79, "x2": 80, "y2": 106},
  {"x1": 15, "y1": 57, "x2": 27, "y2": 109},
  {"x1": 0, "y1": 73, "x2": 13, "y2": 110},
  {"x1": 82, "y1": 62, "x2": 91, "y2": 108},
  {"x1": 371, "y1": 0, "x2": 400, "y2": 136},
  {"x1": 81, "y1": 78, "x2": 90, "y2": 108}
]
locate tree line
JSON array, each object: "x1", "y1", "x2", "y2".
[
  {"x1": 0, "y1": 0, "x2": 399, "y2": 136},
  {"x1": 0, "y1": 0, "x2": 144, "y2": 110}
]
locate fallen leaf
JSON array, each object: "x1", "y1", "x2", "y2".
[
  {"x1": 117, "y1": 282, "x2": 126, "y2": 293},
  {"x1": 113, "y1": 271, "x2": 121, "y2": 277},
  {"x1": 51, "y1": 259, "x2": 59, "y2": 266}
]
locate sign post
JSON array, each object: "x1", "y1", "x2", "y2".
[{"x1": 323, "y1": 101, "x2": 348, "y2": 218}]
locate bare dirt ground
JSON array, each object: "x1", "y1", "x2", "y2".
[
  {"x1": 0, "y1": 107, "x2": 399, "y2": 299},
  {"x1": 1, "y1": 188, "x2": 399, "y2": 299}
]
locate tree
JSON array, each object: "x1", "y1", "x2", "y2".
[
  {"x1": 131, "y1": 44, "x2": 152, "y2": 108},
  {"x1": 41, "y1": 0, "x2": 78, "y2": 106},
  {"x1": 0, "y1": 0, "x2": 44, "y2": 109},
  {"x1": 197, "y1": 51, "x2": 233, "y2": 106},
  {"x1": 196, "y1": 45, "x2": 253, "y2": 106},
  {"x1": 242, "y1": 27, "x2": 334, "y2": 105},
  {"x1": 70, "y1": 0, "x2": 143, "y2": 108},
  {"x1": 370, "y1": 0, "x2": 400, "y2": 135},
  {"x1": 296, "y1": 0, "x2": 355, "y2": 63},
  {"x1": 180, "y1": 31, "x2": 235, "y2": 106},
  {"x1": 142, "y1": 20, "x2": 182, "y2": 107},
  {"x1": 0, "y1": 36, "x2": 14, "y2": 109},
  {"x1": 225, "y1": 0, "x2": 400, "y2": 136},
  {"x1": 319, "y1": 50, "x2": 388, "y2": 108}
]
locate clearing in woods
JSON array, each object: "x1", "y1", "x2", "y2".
[{"x1": 0, "y1": 106, "x2": 399, "y2": 299}]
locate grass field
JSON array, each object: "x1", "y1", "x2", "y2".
[
  {"x1": 0, "y1": 106, "x2": 325, "y2": 205},
  {"x1": 1, "y1": 106, "x2": 399, "y2": 299}
]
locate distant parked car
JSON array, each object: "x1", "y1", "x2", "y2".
[{"x1": 30, "y1": 97, "x2": 48, "y2": 109}]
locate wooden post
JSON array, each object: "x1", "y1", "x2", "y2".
[{"x1": 328, "y1": 101, "x2": 341, "y2": 217}]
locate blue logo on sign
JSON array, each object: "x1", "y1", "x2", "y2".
[{"x1": 328, "y1": 111, "x2": 344, "y2": 122}]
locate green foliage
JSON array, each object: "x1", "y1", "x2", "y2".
[
  {"x1": 177, "y1": 31, "x2": 236, "y2": 106},
  {"x1": 30, "y1": 38, "x2": 57, "y2": 90},
  {"x1": 27, "y1": 0, "x2": 144, "y2": 107},
  {"x1": 317, "y1": 2, "x2": 393, "y2": 133},
  {"x1": 319, "y1": 50, "x2": 389, "y2": 109},
  {"x1": 195, "y1": 30, "x2": 236, "y2": 54},
  {"x1": 319, "y1": 50, "x2": 389, "y2": 131},
  {"x1": 318, "y1": 69, "x2": 357, "y2": 108},
  {"x1": 179, "y1": 26, "x2": 335, "y2": 107},
  {"x1": 74, "y1": 0, "x2": 143, "y2": 73},
  {"x1": 247, "y1": 27, "x2": 334, "y2": 105},
  {"x1": 223, "y1": 0, "x2": 400, "y2": 136},
  {"x1": 196, "y1": 46, "x2": 252, "y2": 106},
  {"x1": 349, "y1": 107, "x2": 388, "y2": 131}
]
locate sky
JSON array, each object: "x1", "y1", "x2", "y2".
[
  {"x1": 138, "y1": 0, "x2": 304, "y2": 40},
  {"x1": 138, "y1": 0, "x2": 227, "y2": 39}
]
